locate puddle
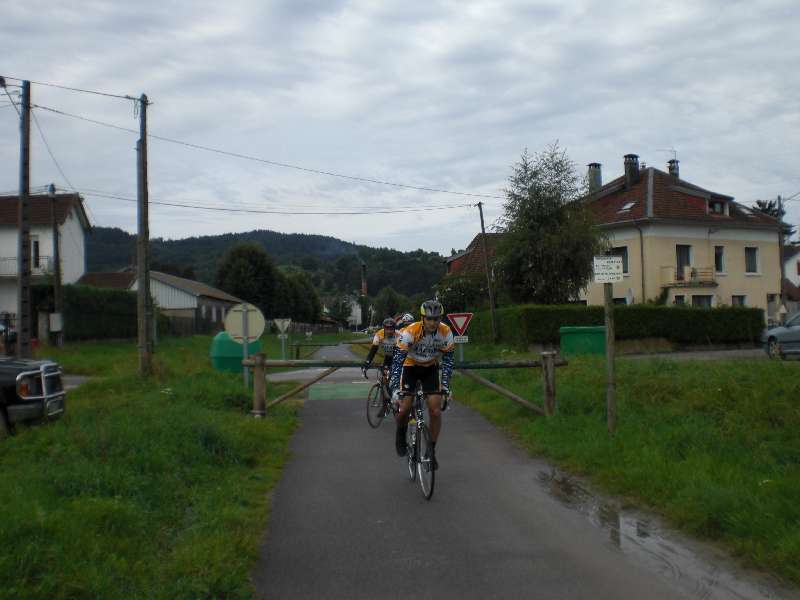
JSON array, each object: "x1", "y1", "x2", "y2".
[{"x1": 538, "y1": 469, "x2": 799, "y2": 600}]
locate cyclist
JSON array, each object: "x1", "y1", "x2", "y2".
[
  {"x1": 397, "y1": 312, "x2": 414, "y2": 331},
  {"x1": 362, "y1": 318, "x2": 402, "y2": 384},
  {"x1": 388, "y1": 300, "x2": 454, "y2": 470}
]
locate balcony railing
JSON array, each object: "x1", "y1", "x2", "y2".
[
  {"x1": 660, "y1": 265, "x2": 717, "y2": 288},
  {"x1": 0, "y1": 256, "x2": 53, "y2": 277}
]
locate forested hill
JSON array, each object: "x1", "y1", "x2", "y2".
[{"x1": 86, "y1": 227, "x2": 446, "y2": 297}]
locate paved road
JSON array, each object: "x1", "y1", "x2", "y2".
[{"x1": 254, "y1": 344, "x2": 794, "y2": 600}]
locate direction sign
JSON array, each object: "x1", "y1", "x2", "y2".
[
  {"x1": 454, "y1": 335, "x2": 469, "y2": 344},
  {"x1": 446, "y1": 312, "x2": 474, "y2": 337},
  {"x1": 224, "y1": 303, "x2": 266, "y2": 344},
  {"x1": 274, "y1": 318, "x2": 292, "y2": 333},
  {"x1": 593, "y1": 256, "x2": 624, "y2": 283}
]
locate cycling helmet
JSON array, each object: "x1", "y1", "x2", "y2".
[
  {"x1": 382, "y1": 318, "x2": 396, "y2": 329},
  {"x1": 420, "y1": 300, "x2": 444, "y2": 318},
  {"x1": 399, "y1": 313, "x2": 414, "y2": 327}
]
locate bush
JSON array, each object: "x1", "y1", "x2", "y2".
[
  {"x1": 469, "y1": 304, "x2": 764, "y2": 347},
  {"x1": 33, "y1": 284, "x2": 137, "y2": 341}
]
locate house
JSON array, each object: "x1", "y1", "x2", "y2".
[
  {"x1": 0, "y1": 193, "x2": 91, "y2": 315},
  {"x1": 78, "y1": 270, "x2": 242, "y2": 333},
  {"x1": 583, "y1": 155, "x2": 782, "y2": 318},
  {"x1": 444, "y1": 233, "x2": 502, "y2": 278},
  {"x1": 783, "y1": 245, "x2": 800, "y2": 315}
]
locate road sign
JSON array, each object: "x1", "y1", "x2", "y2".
[
  {"x1": 447, "y1": 312, "x2": 474, "y2": 337},
  {"x1": 274, "y1": 318, "x2": 292, "y2": 333},
  {"x1": 277, "y1": 333, "x2": 288, "y2": 340},
  {"x1": 225, "y1": 303, "x2": 266, "y2": 344},
  {"x1": 454, "y1": 335, "x2": 469, "y2": 344},
  {"x1": 593, "y1": 256, "x2": 624, "y2": 283}
]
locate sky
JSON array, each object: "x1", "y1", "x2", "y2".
[{"x1": 1, "y1": 0, "x2": 799, "y2": 256}]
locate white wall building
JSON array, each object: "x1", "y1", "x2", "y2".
[{"x1": 0, "y1": 193, "x2": 90, "y2": 316}]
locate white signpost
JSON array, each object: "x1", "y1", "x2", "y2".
[
  {"x1": 593, "y1": 255, "x2": 622, "y2": 433},
  {"x1": 274, "y1": 318, "x2": 292, "y2": 359},
  {"x1": 225, "y1": 303, "x2": 266, "y2": 389},
  {"x1": 447, "y1": 312, "x2": 474, "y2": 363}
]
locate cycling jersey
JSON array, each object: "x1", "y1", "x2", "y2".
[
  {"x1": 372, "y1": 328, "x2": 401, "y2": 355},
  {"x1": 389, "y1": 321, "x2": 455, "y2": 393}
]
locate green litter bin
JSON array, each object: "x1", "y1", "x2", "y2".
[
  {"x1": 209, "y1": 331, "x2": 262, "y2": 373},
  {"x1": 559, "y1": 326, "x2": 606, "y2": 355}
]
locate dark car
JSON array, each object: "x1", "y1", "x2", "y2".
[
  {"x1": 0, "y1": 358, "x2": 65, "y2": 437},
  {"x1": 762, "y1": 312, "x2": 800, "y2": 359}
]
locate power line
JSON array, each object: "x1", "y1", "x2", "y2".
[
  {"x1": 2, "y1": 86, "x2": 20, "y2": 116},
  {"x1": 30, "y1": 107, "x2": 78, "y2": 191},
  {"x1": 1, "y1": 74, "x2": 137, "y2": 102},
  {"x1": 33, "y1": 103, "x2": 505, "y2": 200}
]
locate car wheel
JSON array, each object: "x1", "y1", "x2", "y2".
[{"x1": 767, "y1": 337, "x2": 785, "y2": 360}]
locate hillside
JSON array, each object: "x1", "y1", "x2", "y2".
[{"x1": 86, "y1": 227, "x2": 446, "y2": 297}]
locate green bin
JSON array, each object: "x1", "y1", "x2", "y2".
[
  {"x1": 559, "y1": 326, "x2": 606, "y2": 355},
  {"x1": 209, "y1": 331, "x2": 262, "y2": 373}
]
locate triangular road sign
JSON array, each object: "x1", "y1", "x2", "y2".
[{"x1": 446, "y1": 312, "x2": 474, "y2": 337}]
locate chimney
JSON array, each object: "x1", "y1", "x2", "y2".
[
  {"x1": 587, "y1": 163, "x2": 602, "y2": 193},
  {"x1": 624, "y1": 154, "x2": 640, "y2": 188},
  {"x1": 668, "y1": 159, "x2": 680, "y2": 178},
  {"x1": 360, "y1": 260, "x2": 368, "y2": 296}
]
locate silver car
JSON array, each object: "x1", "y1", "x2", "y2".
[{"x1": 763, "y1": 312, "x2": 800, "y2": 359}]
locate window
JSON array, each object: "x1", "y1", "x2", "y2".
[
  {"x1": 692, "y1": 295, "x2": 713, "y2": 308},
  {"x1": 211, "y1": 306, "x2": 217, "y2": 322},
  {"x1": 613, "y1": 298, "x2": 628, "y2": 305},
  {"x1": 714, "y1": 246, "x2": 725, "y2": 273},
  {"x1": 201, "y1": 305, "x2": 207, "y2": 319},
  {"x1": 674, "y1": 295, "x2": 685, "y2": 306},
  {"x1": 709, "y1": 200, "x2": 725, "y2": 214},
  {"x1": 676, "y1": 245, "x2": 692, "y2": 280},
  {"x1": 31, "y1": 236, "x2": 40, "y2": 268},
  {"x1": 731, "y1": 295, "x2": 746, "y2": 306},
  {"x1": 618, "y1": 201, "x2": 635, "y2": 213},
  {"x1": 745, "y1": 247, "x2": 759, "y2": 273},
  {"x1": 608, "y1": 246, "x2": 629, "y2": 274}
]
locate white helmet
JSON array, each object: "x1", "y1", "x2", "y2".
[{"x1": 399, "y1": 313, "x2": 414, "y2": 327}]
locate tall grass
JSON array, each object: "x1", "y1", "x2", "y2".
[
  {"x1": 2, "y1": 337, "x2": 301, "y2": 599},
  {"x1": 455, "y1": 342, "x2": 800, "y2": 582}
]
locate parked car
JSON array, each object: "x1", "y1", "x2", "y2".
[
  {"x1": 762, "y1": 312, "x2": 800, "y2": 359},
  {"x1": 0, "y1": 358, "x2": 65, "y2": 437}
]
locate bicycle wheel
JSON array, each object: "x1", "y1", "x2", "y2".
[
  {"x1": 417, "y1": 424, "x2": 435, "y2": 500},
  {"x1": 366, "y1": 383, "x2": 385, "y2": 428},
  {"x1": 406, "y1": 420, "x2": 417, "y2": 481}
]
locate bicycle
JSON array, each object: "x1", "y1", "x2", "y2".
[
  {"x1": 364, "y1": 366, "x2": 393, "y2": 428},
  {"x1": 403, "y1": 385, "x2": 436, "y2": 501}
]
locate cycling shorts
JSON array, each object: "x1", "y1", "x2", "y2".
[{"x1": 400, "y1": 364, "x2": 441, "y2": 394}]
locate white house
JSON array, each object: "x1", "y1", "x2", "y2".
[
  {"x1": 785, "y1": 245, "x2": 800, "y2": 288},
  {"x1": 0, "y1": 193, "x2": 90, "y2": 315}
]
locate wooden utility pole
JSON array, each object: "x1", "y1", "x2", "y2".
[
  {"x1": 604, "y1": 282, "x2": 616, "y2": 433},
  {"x1": 16, "y1": 80, "x2": 32, "y2": 358},
  {"x1": 778, "y1": 195, "x2": 785, "y2": 323},
  {"x1": 136, "y1": 94, "x2": 153, "y2": 376},
  {"x1": 48, "y1": 184, "x2": 63, "y2": 346},
  {"x1": 477, "y1": 202, "x2": 498, "y2": 342}
]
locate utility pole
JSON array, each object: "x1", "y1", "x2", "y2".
[
  {"x1": 778, "y1": 194, "x2": 786, "y2": 323},
  {"x1": 16, "y1": 80, "x2": 32, "y2": 358},
  {"x1": 48, "y1": 184, "x2": 63, "y2": 347},
  {"x1": 137, "y1": 94, "x2": 153, "y2": 376},
  {"x1": 477, "y1": 202, "x2": 498, "y2": 342}
]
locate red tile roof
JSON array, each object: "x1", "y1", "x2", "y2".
[
  {"x1": 445, "y1": 233, "x2": 503, "y2": 277},
  {"x1": 0, "y1": 194, "x2": 91, "y2": 230},
  {"x1": 586, "y1": 168, "x2": 778, "y2": 229}
]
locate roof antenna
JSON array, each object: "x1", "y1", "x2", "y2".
[{"x1": 657, "y1": 147, "x2": 678, "y2": 161}]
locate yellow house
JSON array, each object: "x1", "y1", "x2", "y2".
[{"x1": 583, "y1": 155, "x2": 782, "y2": 319}]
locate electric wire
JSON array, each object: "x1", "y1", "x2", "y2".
[
  {"x1": 30, "y1": 107, "x2": 78, "y2": 191},
  {"x1": 32, "y1": 103, "x2": 504, "y2": 200},
  {"x1": 0, "y1": 74, "x2": 136, "y2": 102},
  {"x1": 2, "y1": 86, "x2": 20, "y2": 116}
]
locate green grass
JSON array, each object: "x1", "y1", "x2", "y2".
[
  {"x1": 2, "y1": 337, "x2": 303, "y2": 599},
  {"x1": 454, "y1": 342, "x2": 800, "y2": 583}
]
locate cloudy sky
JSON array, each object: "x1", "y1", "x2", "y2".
[{"x1": 1, "y1": 0, "x2": 798, "y2": 255}]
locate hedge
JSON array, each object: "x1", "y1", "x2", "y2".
[
  {"x1": 467, "y1": 304, "x2": 765, "y2": 347},
  {"x1": 32, "y1": 284, "x2": 138, "y2": 341}
]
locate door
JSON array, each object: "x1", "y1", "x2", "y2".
[{"x1": 676, "y1": 245, "x2": 691, "y2": 281}]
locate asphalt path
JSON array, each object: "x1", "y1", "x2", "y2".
[{"x1": 254, "y1": 344, "x2": 787, "y2": 600}]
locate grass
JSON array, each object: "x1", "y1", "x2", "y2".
[
  {"x1": 454, "y1": 342, "x2": 800, "y2": 583},
  {"x1": 1, "y1": 336, "x2": 303, "y2": 599}
]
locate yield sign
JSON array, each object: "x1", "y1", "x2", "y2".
[{"x1": 446, "y1": 312, "x2": 474, "y2": 337}]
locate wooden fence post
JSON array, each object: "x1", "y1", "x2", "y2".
[
  {"x1": 541, "y1": 351, "x2": 556, "y2": 417},
  {"x1": 251, "y1": 352, "x2": 266, "y2": 418}
]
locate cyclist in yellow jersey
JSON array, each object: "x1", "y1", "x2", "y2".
[
  {"x1": 388, "y1": 300, "x2": 454, "y2": 470},
  {"x1": 362, "y1": 318, "x2": 402, "y2": 376}
]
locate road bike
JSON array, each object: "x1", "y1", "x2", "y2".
[
  {"x1": 403, "y1": 385, "x2": 435, "y2": 500},
  {"x1": 364, "y1": 366, "x2": 393, "y2": 428}
]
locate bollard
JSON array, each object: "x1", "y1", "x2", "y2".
[
  {"x1": 251, "y1": 353, "x2": 266, "y2": 418},
  {"x1": 541, "y1": 351, "x2": 557, "y2": 417}
]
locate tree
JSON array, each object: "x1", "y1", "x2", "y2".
[
  {"x1": 495, "y1": 143, "x2": 607, "y2": 304},
  {"x1": 437, "y1": 275, "x2": 487, "y2": 312},
  {"x1": 216, "y1": 242, "x2": 279, "y2": 316},
  {"x1": 754, "y1": 199, "x2": 796, "y2": 238},
  {"x1": 327, "y1": 295, "x2": 352, "y2": 324},
  {"x1": 373, "y1": 286, "x2": 409, "y2": 321}
]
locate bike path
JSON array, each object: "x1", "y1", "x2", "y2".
[{"x1": 253, "y1": 344, "x2": 692, "y2": 599}]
